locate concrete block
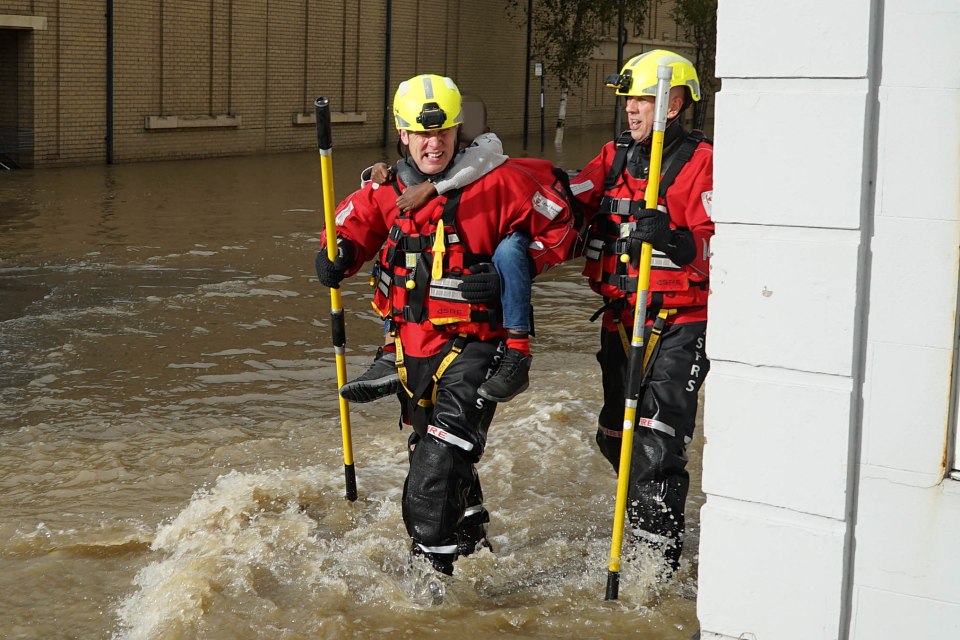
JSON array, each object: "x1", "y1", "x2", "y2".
[
  {"x1": 707, "y1": 225, "x2": 860, "y2": 375},
  {"x1": 881, "y1": 0, "x2": 960, "y2": 89},
  {"x1": 852, "y1": 586, "x2": 960, "y2": 639},
  {"x1": 698, "y1": 498, "x2": 846, "y2": 640},
  {"x1": 875, "y1": 88, "x2": 960, "y2": 221},
  {"x1": 862, "y1": 343, "x2": 953, "y2": 477},
  {"x1": 713, "y1": 79, "x2": 867, "y2": 229},
  {"x1": 703, "y1": 363, "x2": 851, "y2": 518},
  {"x1": 717, "y1": 0, "x2": 870, "y2": 78},
  {"x1": 854, "y1": 473, "x2": 960, "y2": 598},
  {"x1": 866, "y1": 217, "x2": 959, "y2": 349}
]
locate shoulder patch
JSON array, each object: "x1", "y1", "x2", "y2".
[
  {"x1": 700, "y1": 190, "x2": 713, "y2": 218},
  {"x1": 570, "y1": 179, "x2": 593, "y2": 196},
  {"x1": 532, "y1": 191, "x2": 563, "y2": 220}
]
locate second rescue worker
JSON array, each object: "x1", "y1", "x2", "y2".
[
  {"x1": 315, "y1": 74, "x2": 576, "y2": 578},
  {"x1": 571, "y1": 50, "x2": 714, "y2": 575}
]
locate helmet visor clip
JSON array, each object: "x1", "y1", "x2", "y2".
[
  {"x1": 604, "y1": 70, "x2": 632, "y2": 93},
  {"x1": 417, "y1": 102, "x2": 447, "y2": 129}
]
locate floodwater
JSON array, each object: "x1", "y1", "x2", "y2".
[{"x1": 0, "y1": 127, "x2": 704, "y2": 639}]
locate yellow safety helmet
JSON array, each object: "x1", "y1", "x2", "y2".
[
  {"x1": 605, "y1": 49, "x2": 701, "y2": 102},
  {"x1": 393, "y1": 74, "x2": 463, "y2": 131}
]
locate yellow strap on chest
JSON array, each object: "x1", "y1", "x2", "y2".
[{"x1": 431, "y1": 219, "x2": 446, "y2": 280}]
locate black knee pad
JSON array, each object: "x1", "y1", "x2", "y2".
[{"x1": 402, "y1": 435, "x2": 474, "y2": 547}]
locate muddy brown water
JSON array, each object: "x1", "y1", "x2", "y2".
[{"x1": 0, "y1": 127, "x2": 704, "y2": 639}]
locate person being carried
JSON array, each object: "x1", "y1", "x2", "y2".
[{"x1": 340, "y1": 128, "x2": 536, "y2": 405}]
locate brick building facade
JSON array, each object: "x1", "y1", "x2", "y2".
[{"x1": 0, "y1": 1, "x2": 697, "y2": 168}]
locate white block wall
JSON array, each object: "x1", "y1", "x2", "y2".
[{"x1": 698, "y1": 1, "x2": 960, "y2": 639}]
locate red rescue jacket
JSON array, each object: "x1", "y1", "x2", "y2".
[
  {"x1": 571, "y1": 127, "x2": 714, "y2": 330},
  {"x1": 329, "y1": 157, "x2": 575, "y2": 357}
]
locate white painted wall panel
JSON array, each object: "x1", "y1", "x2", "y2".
[
  {"x1": 707, "y1": 226, "x2": 860, "y2": 375},
  {"x1": 881, "y1": 0, "x2": 960, "y2": 89},
  {"x1": 867, "y1": 217, "x2": 959, "y2": 349},
  {"x1": 854, "y1": 475, "x2": 960, "y2": 597},
  {"x1": 702, "y1": 2, "x2": 960, "y2": 638},
  {"x1": 716, "y1": 0, "x2": 870, "y2": 78},
  {"x1": 702, "y1": 363, "x2": 850, "y2": 518},
  {"x1": 713, "y1": 79, "x2": 867, "y2": 229},
  {"x1": 862, "y1": 342, "x2": 953, "y2": 476},
  {"x1": 875, "y1": 89, "x2": 960, "y2": 222},
  {"x1": 697, "y1": 499, "x2": 846, "y2": 640},
  {"x1": 852, "y1": 586, "x2": 960, "y2": 639}
]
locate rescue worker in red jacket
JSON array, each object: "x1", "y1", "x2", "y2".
[
  {"x1": 570, "y1": 50, "x2": 714, "y2": 574},
  {"x1": 315, "y1": 74, "x2": 576, "y2": 577}
]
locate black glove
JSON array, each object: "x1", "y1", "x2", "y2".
[
  {"x1": 459, "y1": 263, "x2": 501, "y2": 304},
  {"x1": 630, "y1": 208, "x2": 673, "y2": 252},
  {"x1": 315, "y1": 238, "x2": 355, "y2": 288},
  {"x1": 663, "y1": 228, "x2": 697, "y2": 266}
]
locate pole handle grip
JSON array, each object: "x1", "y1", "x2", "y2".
[{"x1": 315, "y1": 97, "x2": 332, "y2": 152}]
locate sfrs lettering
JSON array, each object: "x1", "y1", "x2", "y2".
[{"x1": 686, "y1": 336, "x2": 707, "y2": 392}]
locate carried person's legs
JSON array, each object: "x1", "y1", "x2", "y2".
[
  {"x1": 478, "y1": 232, "x2": 533, "y2": 403},
  {"x1": 339, "y1": 316, "x2": 399, "y2": 403}
]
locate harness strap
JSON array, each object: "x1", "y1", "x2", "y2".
[
  {"x1": 603, "y1": 131, "x2": 635, "y2": 192},
  {"x1": 598, "y1": 195, "x2": 645, "y2": 218},
  {"x1": 395, "y1": 333, "x2": 469, "y2": 408},
  {"x1": 605, "y1": 302, "x2": 673, "y2": 362},
  {"x1": 589, "y1": 297, "x2": 622, "y2": 323},
  {"x1": 395, "y1": 335, "x2": 413, "y2": 400},
  {"x1": 399, "y1": 189, "x2": 463, "y2": 323},
  {"x1": 615, "y1": 317, "x2": 630, "y2": 355},
  {"x1": 601, "y1": 129, "x2": 708, "y2": 206},
  {"x1": 642, "y1": 308, "x2": 677, "y2": 373},
  {"x1": 403, "y1": 252, "x2": 432, "y2": 323},
  {"x1": 658, "y1": 130, "x2": 708, "y2": 199},
  {"x1": 427, "y1": 334, "x2": 468, "y2": 406}
]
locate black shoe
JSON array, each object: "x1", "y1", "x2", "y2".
[
  {"x1": 339, "y1": 347, "x2": 399, "y2": 403},
  {"x1": 457, "y1": 507, "x2": 494, "y2": 557},
  {"x1": 405, "y1": 551, "x2": 449, "y2": 606},
  {"x1": 477, "y1": 348, "x2": 531, "y2": 403},
  {"x1": 410, "y1": 542, "x2": 455, "y2": 576}
]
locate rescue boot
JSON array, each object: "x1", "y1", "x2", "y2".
[
  {"x1": 625, "y1": 478, "x2": 687, "y2": 578},
  {"x1": 477, "y1": 348, "x2": 531, "y2": 403},
  {"x1": 339, "y1": 346, "x2": 399, "y2": 403},
  {"x1": 405, "y1": 548, "x2": 450, "y2": 606},
  {"x1": 457, "y1": 506, "x2": 494, "y2": 557}
]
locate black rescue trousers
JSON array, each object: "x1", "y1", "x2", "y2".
[
  {"x1": 400, "y1": 338, "x2": 502, "y2": 574},
  {"x1": 595, "y1": 318, "x2": 708, "y2": 571}
]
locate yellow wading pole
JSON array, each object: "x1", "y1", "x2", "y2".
[
  {"x1": 605, "y1": 64, "x2": 673, "y2": 600},
  {"x1": 315, "y1": 97, "x2": 357, "y2": 502}
]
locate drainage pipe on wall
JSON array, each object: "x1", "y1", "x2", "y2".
[
  {"x1": 106, "y1": 0, "x2": 114, "y2": 164},
  {"x1": 381, "y1": 0, "x2": 392, "y2": 148}
]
